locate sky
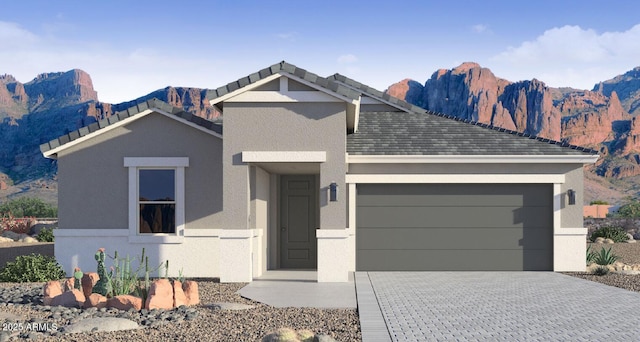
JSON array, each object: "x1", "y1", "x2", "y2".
[{"x1": 2, "y1": 0, "x2": 640, "y2": 103}]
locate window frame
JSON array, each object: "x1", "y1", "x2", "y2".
[{"x1": 125, "y1": 157, "x2": 188, "y2": 244}]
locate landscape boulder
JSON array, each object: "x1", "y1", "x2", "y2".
[
  {"x1": 145, "y1": 279, "x2": 174, "y2": 310},
  {"x1": 50, "y1": 289, "x2": 85, "y2": 308},
  {"x1": 84, "y1": 293, "x2": 107, "y2": 309},
  {"x1": 43, "y1": 280, "x2": 63, "y2": 305},
  {"x1": 183, "y1": 280, "x2": 200, "y2": 306},
  {"x1": 108, "y1": 295, "x2": 143, "y2": 311},
  {"x1": 81, "y1": 272, "x2": 100, "y2": 298},
  {"x1": 173, "y1": 280, "x2": 187, "y2": 307}
]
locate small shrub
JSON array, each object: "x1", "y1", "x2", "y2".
[
  {"x1": 593, "y1": 266, "x2": 610, "y2": 276},
  {"x1": 0, "y1": 254, "x2": 65, "y2": 282},
  {"x1": 593, "y1": 247, "x2": 619, "y2": 266},
  {"x1": 590, "y1": 200, "x2": 610, "y2": 205},
  {"x1": 590, "y1": 226, "x2": 628, "y2": 243},
  {"x1": 36, "y1": 227, "x2": 55, "y2": 242},
  {"x1": 586, "y1": 245, "x2": 597, "y2": 264}
]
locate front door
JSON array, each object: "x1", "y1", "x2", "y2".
[{"x1": 280, "y1": 175, "x2": 317, "y2": 268}]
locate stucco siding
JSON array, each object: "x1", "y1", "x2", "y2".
[
  {"x1": 57, "y1": 112, "x2": 223, "y2": 230},
  {"x1": 223, "y1": 102, "x2": 348, "y2": 230}
]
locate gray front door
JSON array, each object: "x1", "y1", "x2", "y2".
[{"x1": 280, "y1": 175, "x2": 317, "y2": 269}]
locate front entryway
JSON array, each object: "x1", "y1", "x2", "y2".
[{"x1": 280, "y1": 175, "x2": 317, "y2": 268}]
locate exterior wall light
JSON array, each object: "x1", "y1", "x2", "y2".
[
  {"x1": 567, "y1": 189, "x2": 576, "y2": 205},
  {"x1": 330, "y1": 182, "x2": 338, "y2": 202}
]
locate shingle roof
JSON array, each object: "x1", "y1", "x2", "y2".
[
  {"x1": 348, "y1": 111, "x2": 598, "y2": 155},
  {"x1": 207, "y1": 61, "x2": 361, "y2": 103},
  {"x1": 40, "y1": 98, "x2": 222, "y2": 154}
]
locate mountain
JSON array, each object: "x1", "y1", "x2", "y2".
[
  {"x1": 0, "y1": 70, "x2": 217, "y2": 205},
  {"x1": 387, "y1": 63, "x2": 640, "y2": 204},
  {"x1": 4, "y1": 64, "x2": 640, "y2": 206}
]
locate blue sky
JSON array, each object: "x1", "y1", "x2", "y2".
[{"x1": 2, "y1": 0, "x2": 640, "y2": 103}]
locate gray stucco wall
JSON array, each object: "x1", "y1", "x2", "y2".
[
  {"x1": 57, "y1": 112, "x2": 223, "y2": 230},
  {"x1": 350, "y1": 162, "x2": 586, "y2": 229},
  {"x1": 223, "y1": 101, "x2": 348, "y2": 230}
]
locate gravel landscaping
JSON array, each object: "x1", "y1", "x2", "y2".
[{"x1": 565, "y1": 242, "x2": 640, "y2": 293}]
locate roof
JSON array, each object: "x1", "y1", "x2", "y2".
[
  {"x1": 207, "y1": 61, "x2": 361, "y2": 105},
  {"x1": 348, "y1": 111, "x2": 597, "y2": 155},
  {"x1": 40, "y1": 98, "x2": 222, "y2": 155}
]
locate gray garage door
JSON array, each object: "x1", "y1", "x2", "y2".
[{"x1": 356, "y1": 184, "x2": 553, "y2": 271}]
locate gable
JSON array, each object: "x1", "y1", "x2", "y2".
[{"x1": 41, "y1": 99, "x2": 222, "y2": 159}]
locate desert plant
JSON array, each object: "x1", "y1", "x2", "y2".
[
  {"x1": 36, "y1": 227, "x2": 54, "y2": 242},
  {"x1": 73, "y1": 267, "x2": 83, "y2": 290},
  {"x1": 590, "y1": 200, "x2": 610, "y2": 205},
  {"x1": 590, "y1": 226, "x2": 628, "y2": 243},
  {"x1": 1, "y1": 213, "x2": 35, "y2": 234},
  {"x1": 593, "y1": 266, "x2": 610, "y2": 276},
  {"x1": 0, "y1": 254, "x2": 65, "y2": 282},
  {"x1": 93, "y1": 248, "x2": 112, "y2": 296},
  {"x1": 615, "y1": 197, "x2": 640, "y2": 218},
  {"x1": 586, "y1": 245, "x2": 597, "y2": 264},
  {"x1": 0, "y1": 197, "x2": 57, "y2": 218},
  {"x1": 593, "y1": 247, "x2": 619, "y2": 266}
]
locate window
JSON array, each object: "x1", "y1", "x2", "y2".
[
  {"x1": 139, "y1": 169, "x2": 176, "y2": 234},
  {"x1": 125, "y1": 157, "x2": 188, "y2": 243}
]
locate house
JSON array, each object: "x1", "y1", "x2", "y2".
[{"x1": 41, "y1": 62, "x2": 599, "y2": 282}]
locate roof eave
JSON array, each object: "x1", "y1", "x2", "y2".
[{"x1": 346, "y1": 154, "x2": 600, "y2": 164}]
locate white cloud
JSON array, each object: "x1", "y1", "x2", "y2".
[
  {"x1": 471, "y1": 24, "x2": 488, "y2": 33},
  {"x1": 276, "y1": 32, "x2": 297, "y2": 41},
  {"x1": 337, "y1": 54, "x2": 358, "y2": 64},
  {"x1": 490, "y1": 24, "x2": 640, "y2": 89}
]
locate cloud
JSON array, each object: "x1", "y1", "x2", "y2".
[
  {"x1": 337, "y1": 54, "x2": 358, "y2": 64},
  {"x1": 276, "y1": 32, "x2": 297, "y2": 41},
  {"x1": 489, "y1": 24, "x2": 640, "y2": 89},
  {"x1": 471, "y1": 24, "x2": 488, "y2": 33}
]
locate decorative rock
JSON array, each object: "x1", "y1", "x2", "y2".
[
  {"x1": 0, "y1": 236, "x2": 13, "y2": 243},
  {"x1": 173, "y1": 281, "x2": 187, "y2": 308},
  {"x1": 63, "y1": 317, "x2": 139, "y2": 334},
  {"x1": 1, "y1": 230, "x2": 20, "y2": 241},
  {"x1": 595, "y1": 237, "x2": 605, "y2": 243},
  {"x1": 43, "y1": 281, "x2": 63, "y2": 306},
  {"x1": 298, "y1": 329, "x2": 315, "y2": 341},
  {"x1": 627, "y1": 239, "x2": 637, "y2": 243},
  {"x1": 604, "y1": 238, "x2": 615, "y2": 244},
  {"x1": 145, "y1": 279, "x2": 174, "y2": 310},
  {"x1": 50, "y1": 289, "x2": 85, "y2": 308},
  {"x1": 183, "y1": 280, "x2": 200, "y2": 306},
  {"x1": 81, "y1": 272, "x2": 99, "y2": 298},
  {"x1": 107, "y1": 295, "x2": 143, "y2": 311},
  {"x1": 627, "y1": 233, "x2": 634, "y2": 240},
  {"x1": 314, "y1": 335, "x2": 338, "y2": 342},
  {"x1": 262, "y1": 328, "x2": 300, "y2": 342},
  {"x1": 209, "y1": 302, "x2": 255, "y2": 310},
  {"x1": 19, "y1": 236, "x2": 38, "y2": 243},
  {"x1": 83, "y1": 293, "x2": 107, "y2": 309},
  {"x1": 63, "y1": 278, "x2": 75, "y2": 292}
]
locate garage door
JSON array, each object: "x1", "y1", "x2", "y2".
[{"x1": 356, "y1": 184, "x2": 553, "y2": 271}]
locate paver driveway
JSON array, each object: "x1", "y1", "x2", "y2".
[{"x1": 356, "y1": 272, "x2": 640, "y2": 341}]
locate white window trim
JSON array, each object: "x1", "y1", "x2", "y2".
[{"x1": 125, "y1": 157, "x2": 188, "y2": 244}]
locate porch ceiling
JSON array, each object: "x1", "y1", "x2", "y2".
[{"x1": 252, "y1": 162, "x2": 320, "y2": 174}]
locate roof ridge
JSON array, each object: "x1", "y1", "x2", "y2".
[{"x1": 207, "y1": 61, "x2": 360, "y2": 102}]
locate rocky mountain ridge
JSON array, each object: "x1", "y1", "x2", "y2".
[
  {"x1": 0, "y1": 70, "x2": 216, "y2": 204},
  {"x1": 3, "y1": 64, "x2": 640, "y2": 205},
  {"x1": 386, "y1": 63, "x2": 640, "y2": 204}
]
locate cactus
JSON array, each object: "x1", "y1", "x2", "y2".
[
  {"x1": 92, "y1": 248, "x2": 112, "y2": 297},
  {"x1": 73, "y1": 267, "x2": 83, "y2": 290}
]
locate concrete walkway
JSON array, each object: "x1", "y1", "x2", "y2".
[
  {"x1": 238, "y1": 270, "x2": 357, "y2": 308},
  {"x1": 357, "y1": 272, "x2": 640, "y2": 341}
]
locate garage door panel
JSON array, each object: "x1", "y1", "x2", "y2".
[
  {"x1": 357, "y1": 249, "x2": 553, "y2": 271},
  {"x1": 356, "y1": 184, "x2": 553, "y2": 271},
  {"x1": 357, "y1": 227, "x2": 553, "y2": 250},
  {"x1": 357, "y1": 184, "x2": 552, "y2": 207},
  {"x1": 357, "y1": 206, "x2": 552, "y2": 228}
]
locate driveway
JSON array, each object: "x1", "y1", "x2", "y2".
[{"x1": 356, "y1": 272, "x2": 640, "y2": 341}]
